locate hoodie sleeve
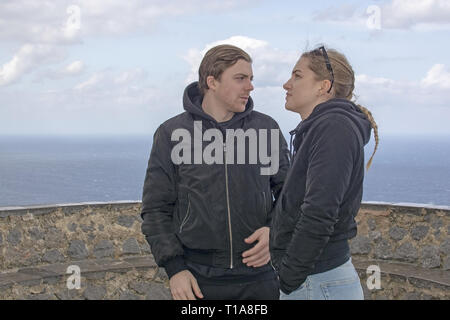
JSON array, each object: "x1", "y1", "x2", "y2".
[
  {"x1": 141, "y1": 124, "x2": 186, "y2": 278},
  {"x1": 279, "y1": 116, "x2": 359, "y2": 294}
]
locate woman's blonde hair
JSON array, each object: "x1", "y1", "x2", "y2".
[{"x1": 302, "y1": 47, "x2": 379, "y2": 171}]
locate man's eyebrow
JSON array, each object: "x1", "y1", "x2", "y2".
[
  {"x1": 234, "y1": 73, "x2": 254, "y2": 80},
  {"x1": 292, "y1": 69, "x2": 302, "y2": 74}
]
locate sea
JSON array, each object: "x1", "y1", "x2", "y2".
[{"x1": 0, "y1": 135, "x2": 449, "y2": 208}]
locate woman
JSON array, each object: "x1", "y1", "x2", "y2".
[{"x1": 269, "y1": 46, "x2": 379, "y2": 300}]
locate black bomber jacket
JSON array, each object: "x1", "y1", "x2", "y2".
[{"x1": 141, "y1": 82, "x2": 290, "y2": 278}]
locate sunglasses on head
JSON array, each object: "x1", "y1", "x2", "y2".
[{"x1": 315, "y1": 46, "x2": 334, "y2": 93}]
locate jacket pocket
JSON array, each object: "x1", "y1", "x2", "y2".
[{"x1": 179, "y1": 194, "x2": 191, "y2": 233}]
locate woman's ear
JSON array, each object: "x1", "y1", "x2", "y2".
[{"x1": 318, "y1": 79, "x2": 332, "y2": 96}]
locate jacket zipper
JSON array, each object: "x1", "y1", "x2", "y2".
[
  {"x1": 262, "y1": 191, "x2": 267, "y2": 215},
  {"x1": 223, "y1": 142, "x2": 234, "y2": 269},
  {"x1": 179, "y1": 194, "x2": 191, "y2": 233}
]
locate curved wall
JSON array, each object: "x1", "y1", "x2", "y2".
[{"x1": 0, "y1": 202, "x2": 448, "y2": 299}]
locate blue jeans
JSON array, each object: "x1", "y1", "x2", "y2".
[{"x1": 280, "y1": 258, "x2": 364, "y2": 300}]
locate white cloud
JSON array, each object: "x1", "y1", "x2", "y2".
[
  {"x1": 65, "y1": 60, "x2": 84, "y2": 75},
  {"x1": 0, "y1": 44, "x2": 64, "y2": 86},
  {"x1": 382, "y1": 0, "x2": 450, "y2": 29},
  {"x1": 183, "y1": 35, "x2": 299, "y2": 87},
  {"x1": 356, "y1": 64, "x2": 450, "y2": 106},
  {"x1": 74, "y1": 72, "x2": 104, "y2": 91},
  {"x1": 0, "y1": 0, "x2": 259, "y2": 42},
  {"x1": 421, "y1": 64, "x2": 450, "y2": 89},
  {"x1": 312, "y1": 0, "x2": 450, "y2": 30}
]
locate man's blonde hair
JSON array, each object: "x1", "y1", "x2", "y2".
[{"x1": 198, "y1": 44, "x2": 252, "y2": 95}]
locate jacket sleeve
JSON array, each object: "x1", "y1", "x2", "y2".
[
  {"x1": 267, "y1": 122, "x2": 290, "y2": 226},
  {"x1": 279, "y1": 117, "x2": 358, "y2": 294},
  {"x1": 141, "y1": 124, "x2": 186, "y2": 278}
]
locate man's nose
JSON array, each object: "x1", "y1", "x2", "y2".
[
  {"x1": 283, "y1": 79, "x2": 290, "y2": 91},
  {"x1": 247, "y1": 80, "x2": 254, "y2": 91}
]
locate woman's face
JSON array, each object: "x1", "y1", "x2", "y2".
[{"x1": 283, "y1": 57, "x2": 323, "y2": 116}]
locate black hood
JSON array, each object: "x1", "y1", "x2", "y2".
[
  {"x1": 182, "y1": 81, "x2": 254, "y2": 126},
  {"x1": 290, "y1": 98, "x2": 372, "y2": 155}
]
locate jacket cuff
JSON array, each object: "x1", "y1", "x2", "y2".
[{"x1": 163, "y1": 255, "x2": 187, "y2": 279}]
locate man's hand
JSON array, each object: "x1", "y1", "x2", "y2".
[
  {"x1": 242, "y1": 226, "x2": 270, "y2": 267},
  {"x1": 169, "y1": 270, "x2": 204, "y2": 300}
]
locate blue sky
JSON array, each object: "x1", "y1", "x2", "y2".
[{"x1": 1, "y1": 0, "x2": 450, "y2": 136}]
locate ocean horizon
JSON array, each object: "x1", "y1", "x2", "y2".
[{"x1": 1, "y1": 134, "x2": 449, "y2": 208}]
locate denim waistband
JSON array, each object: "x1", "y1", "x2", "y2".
[{"x1": 311, "y1": 239, "x2": 351, "y2": 275}]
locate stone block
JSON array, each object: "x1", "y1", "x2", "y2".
[
  {"x1": 411, "y1": 225, "x2": 429, "y2": 241},
  {"x1": 130, "y1": 281, "x2": 152, "y2": 295},
  {"x1": 44, "y1": 227, "x2": 64, "y2": 247},
  {"x1": 28, "y1": 227, "x2": 45, "y2": 240},
  {"x1": 7, "y1": 228, "x2": 22, "y2": 246},
  {"x1": 117, "y1": 216, "x2": 136, "y2": 228},
  {"x1": 144, "y1": 283, "x2": 172, "y2": 300},
  {"x1": 439, "y1": 238, "x2": 450, "y2": 255},
  {"x1": 431, "y1": 218, "x2": 443, "y2": 230},
  {"x1": 421, "y1": 245, "x2": 441, "y2": 269},
  {"x1": 43, "y1": 249, "x2": 65, "y2": 264},
  {"x1": 389, "y1": 226, "x2": 407, "y2": 241},
  {"x1": 80, "y1": 224, "x2": 95, "y2": 233},
  {"x1": 83, "y1": 285, "x2": 107, "y2": 300},
  {"x1": 67, "y1": 240, "x2": 89, "y2": 260},
  {"x1": 93, "y1": 240, "x2": 114, "y2": 259},
  {"x1": 369, "y1": 231, "x2": 382, "y2": 242},
  {"x1": 122, "y1": 238, "x2": 141, "y2": 255},
  {"x1": 374, "y1": 239, "x2": 393, "y2": 260},
  {"x1": 55, "y1": 289, "x2": 83, "y2": 300},
  {"x1": 443, "y1": 257, "x2": 450, "y2": 271},
  {"x1": 394, "y1": 242, "x2": 418, "y2": 262},
  {"x1": 350, "y1": 235, "x2": 371, "y2": 255},
  {"x1": 367, "y1": 218, "x2": 377, "y2": 231}
]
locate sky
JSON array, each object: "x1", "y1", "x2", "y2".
[{"x1": 1, "y1": 0, "x2": 450, "y2": 137}]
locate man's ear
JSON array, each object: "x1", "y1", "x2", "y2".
[{"x1": 206, "y1": 75, "x2": 217, "y2": 91}]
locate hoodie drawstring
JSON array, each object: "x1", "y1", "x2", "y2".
[{"x1": 289, "y1": 129, "x2": 297, "y2": 165}]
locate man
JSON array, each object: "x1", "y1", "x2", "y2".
[{"x1": 141, "y1": 44, "x2": 289, "y2": 300}]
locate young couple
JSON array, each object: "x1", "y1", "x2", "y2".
[{"x1": 140, "y1": 44, "x2": 379, "y2": 300}]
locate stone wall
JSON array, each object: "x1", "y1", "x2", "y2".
[
  {"x1": 0, "y1": 202, "x2": 171, "y2": 300},
  {"x1": 0, "y1": 201, "x2": 449, "y2": 300},
  {"x1": 349, "y1": 202, "x2": 449, "y2": 299}
]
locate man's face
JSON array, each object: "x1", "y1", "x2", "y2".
[{"x1": 210, "y1": 59, "x2": 254, "y2": 113}]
